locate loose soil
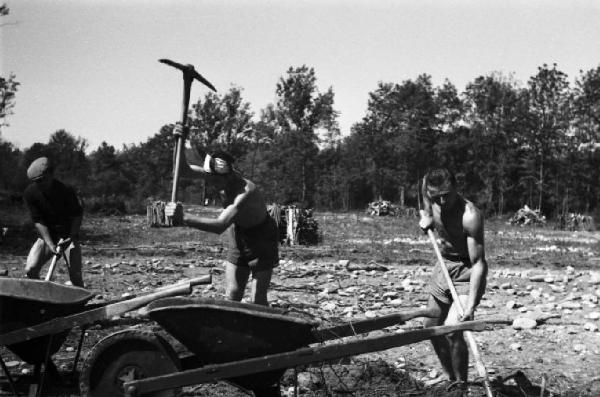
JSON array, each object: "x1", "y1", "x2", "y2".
[{"x1": 1, "y1": 205, "x2": 599, "y2": 396}]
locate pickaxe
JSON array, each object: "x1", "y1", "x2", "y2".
[{"x1": 159, "y1": 59, "x2": 216, "y2": 204}]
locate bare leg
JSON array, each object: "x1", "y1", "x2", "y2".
[
  {"x1": 249, "y1": 268, "x2": 273, "y2": 306},
  {"x1": 224, "y1": 261, "x2": 250, "y2": 301},
  {"x1": 444, "y1": 295, "x2": 470, "y2": 382},
  {"x1": 423, "y1": 295, "x2": 455, "y2": 381},
  {"x1": 64, "y1": 241, "x2": 84, "y2": 287},
  {"x1": 25, "y1": 239, "x2": 52, "y2": 279}
]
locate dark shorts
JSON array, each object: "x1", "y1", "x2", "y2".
[
  {"x1": 428, "y1": 257, "x2": 485, "y2": 305},
  {"x1": 226, "y1": 215, "x2": 279, "y2": 271}
]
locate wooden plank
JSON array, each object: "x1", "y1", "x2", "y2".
[
  {"x1": 124, "y1": 320, "x2": 487, "y2": 396},
  {"x1": 0, "y1": 279, "x2": 206, "y2": 346}
]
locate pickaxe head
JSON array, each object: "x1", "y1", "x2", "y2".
[{"x1": 159, "y1": 58, "x2": 217, "y2": 92}]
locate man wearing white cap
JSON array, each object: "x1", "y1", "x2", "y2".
[
  {"x1": 23, "y1": 157, "x2": 84, "y2": 287},
  {"x1": 165, "y1": 124, "x2": 279, "y2": 306}
]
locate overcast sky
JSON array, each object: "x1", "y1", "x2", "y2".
[{"x1": 2, "y1": 0, "x2": 599, "y2": 151}]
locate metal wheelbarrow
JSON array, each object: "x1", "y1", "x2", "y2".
[
  {"x1": 75, "y1": 297, "x2": 495, "y2": 397},
  {"x1": 0, "y1": 275, "x2": 211, "y2": 397}
]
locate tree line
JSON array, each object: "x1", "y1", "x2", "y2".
[{"x1": 1, "y1": 63, "x2": 600, "y2": 219}]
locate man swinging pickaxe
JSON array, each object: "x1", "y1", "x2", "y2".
[{"x1": 159, "y1": 58, "x2": 216, "y2": 219}]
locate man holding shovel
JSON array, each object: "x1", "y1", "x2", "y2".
[
  {"x1": 418, "y1": 168, "x2": 488, "y2": 393},
  {"x1": 23, "y1": 157, "x2": 84, "y2": 287},
  {"x1": 165, "y1": 124, "x2": 279, "y2": 306}
]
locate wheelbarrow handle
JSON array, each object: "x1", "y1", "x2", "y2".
[{"x1": 154, "y1": 274, "x2": 212, "y2": 292}]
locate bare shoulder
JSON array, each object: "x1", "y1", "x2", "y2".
[
  {"x1": 244, "y1": 178, "x2": 256, "y2": 193},
  {"x1": 462, "y1": 201, "x2": 484, "y2": 235},
  {"x1": 231, "y1": 178, "x2": 257, "y2": 207}
]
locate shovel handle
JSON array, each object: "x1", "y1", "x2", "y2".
[
  {"x1": 44, "y1": 238, "x2": 66, "y2": 281},
  {"x1": 426, "y1": 230, "x2": 493, "y2": 397}
]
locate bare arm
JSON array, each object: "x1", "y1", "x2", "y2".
[
  {"x1": 463, "y1": 204, "x2": 488, "y2": 318},
  {"x1": 419, "y1": 176, "x2": 434, "y2": 231},
  {"x1": 421, "y1": 175, "x2": 433, "y2": 216},
  {"x1": 175, "y1": 144, "x2": 208, "y2": 180},
  {"x1": 183, "y1": 202, "x2": 239, "y2": 234},
  {"x1": 182, "y1": 186, "x2": 251, "y2": 234},
  {"x1": 34, "y1": 223, "x2": 56, "y2": 253}
]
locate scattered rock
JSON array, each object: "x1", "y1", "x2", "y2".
[
  {"x1": 582, "y1": 294, "x2": 599, "y2": 304},
  {"x1": 479, "y1": 300, "x2": 495, "y2": 308},
  {"x1": 296, "y1": 371, "x2": 322, "y2": 389},
  {"x1": 506, "y1": 300, "x2": 521, "y2": 309},
  {"x1": 573, "y1": 344, "x2": 586, "y2": 353},
  {"x1": 510, "y1": 343, "x2": 522, "y2": 351},
  {"x1": 500, "y1": 282, "x2": 512, "y2": 290},
  {"x1": 584, "y1": 322, "x2": 599, "y2": 332},
  {"x1": 586, "y1": 311, "x2": 600, "y2": 320},
  {"x1": 589, "y1": 271, "x2": 600, "y2": 285},
  {"x1": 560, "y1": 301, "x2": 582, "y2": 310},
  {"x1": 529, "y1": 274, "x2": 546, "y2": 282},
  {"x1": 512, "y1": 317, "x2": 537, "y2": 330}
]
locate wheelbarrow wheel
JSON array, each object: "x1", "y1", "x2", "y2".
[{"x1": 79, "y1": 329, "x2": 181, "y2": 397}]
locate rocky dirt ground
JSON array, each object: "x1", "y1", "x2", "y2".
[{"x1": 1, "y1": 205, "x2": 600, "y2": 396}]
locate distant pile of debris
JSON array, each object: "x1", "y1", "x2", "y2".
[
  {"x1": 509, "y1": 205, "x2": 546, "y2": 226},
  {"x1": 269, "y1": 204, "x2": 321, "y2": 246},
  {"x1": 146, "y1": 200, "x2": 181, "y2": 227},
  {"x1": 366, "y1": 200, "x2": 417, "y2": 217},
  {"x1": 557, "y1": 212, "x2": 595, "y2": 231},
  {"x1": 366, "y1": 200, "x2": 397, "y2": 216}
]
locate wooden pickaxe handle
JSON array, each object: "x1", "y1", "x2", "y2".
[
  {"x1": 171, "y1": 74, "x2": 192, "y2": 203},
  {"x1": 44, "y1": 238, "x2": 67, "y2": 281},
  {"x1": 426, "y1": 230, "x2": 494, "y2": 397}
]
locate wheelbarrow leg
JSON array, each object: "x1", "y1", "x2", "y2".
[
  {"x1": 71, "y1": 326, "x2": 87, "y2": 376},
  {"x1": 32, "y1": 334, "x2": 55, "y2": 397},
  {"x1": 27, "y1": 364, "x2": 40, "y2": 397},
  {"x1": 0, "y1": 354, "x2": 20, "y2": 397}
]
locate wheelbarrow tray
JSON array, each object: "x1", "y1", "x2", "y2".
[
  {"x1": 126, "y1": 297, "x2": 491, "y2": 397},
  {"x1": 0, "y1": 276, "x2": 211, "y2": 366},
  {"x1": 146, "y1": 297, "x2": 318, "y2": 390},
  {"x1": 0, "y1": 278, "x2": 93, "y2": 364}
]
